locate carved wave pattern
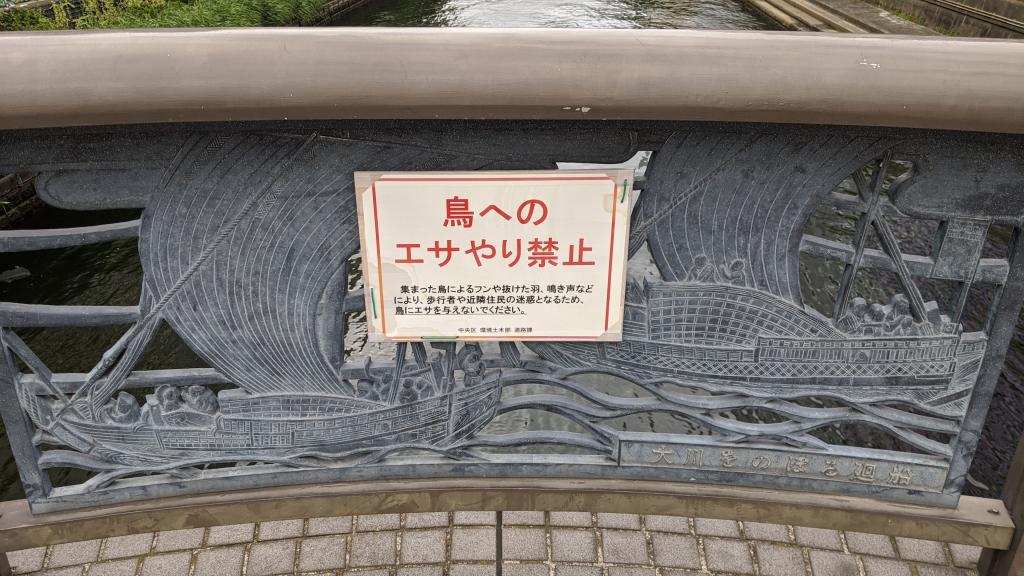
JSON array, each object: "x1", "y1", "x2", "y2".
[{"x1": 479, "y1": 359, "x2": 961, "y2": 459}]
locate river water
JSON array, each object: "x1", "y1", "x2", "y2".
[
  {"x1": 2, "y1": 0, "x2": 1018, "y2": 502},
  {"x1": 335, "y1": 0, "x2": 775, "y2": 29}
]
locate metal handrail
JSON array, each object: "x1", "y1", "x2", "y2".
[{"x1": 0, "y1": 28, "x2": 1022, "y2": 132}]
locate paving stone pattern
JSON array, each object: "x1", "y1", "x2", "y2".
[{"x1": 5, "y1": 512, "x2": 981, "y2": 575}]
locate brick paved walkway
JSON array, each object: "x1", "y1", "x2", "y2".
[{"x1": 6, "y1": 512, "x2": 982, "y2": 575}]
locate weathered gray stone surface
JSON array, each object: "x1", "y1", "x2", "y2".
[
  {"x1": 0, "y1": 123, "x2": 1011, "y2": 576},
  {"x1": 5, "y1": 124, "x2": 1022, "y2": 515}
]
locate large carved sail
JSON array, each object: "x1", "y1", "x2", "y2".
[
  {"x1": 138, "y1": 133, "x2": 359, "y2": 396},
  {"x1": 632, "y1": 131, "x2": 895, "y2": 305}
]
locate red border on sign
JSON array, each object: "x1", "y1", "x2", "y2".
[
  {"x1": 371, "y1": 182, "x2": 387, "y2": 335},
  {"x1": 371, "y1": 175, "x2": 620, "y2": 340}
]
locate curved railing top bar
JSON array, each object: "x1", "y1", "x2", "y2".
[{"x1": 0, "y1": 28, "x2": 1022, "y2": 132}]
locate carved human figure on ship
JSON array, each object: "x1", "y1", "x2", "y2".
[
  {"x1": 685, "y1": 255, "x2": 720, "y2": 283},
  {"x1": 836, "y1": 297, "x2": 869, "y2": 333},
  {"x1": 153, "y1": 384, "x2": 220, "y2": 426},
  {"x1": 357, "y1": 374, "x2": 392, "y2": 402},
  {"x1": 838, "y1": 294, "x2": 937, "y2": 336},
  {"x1": 156, "y1": 384, "x2": 182, "y2": 412},
  {"x1": 885, "y1": 295, "x2": 922, "y2": 335},
  {"x1": 101, "y1": 391, "x2": 142, "y2": 425},
  {"x1": 457, "y1": 344, "x2": 487, "y2": 385},
  {"x1": 399, "y1": 377, "x2": 432, "y2": 403},
  {"x1": 182, "y1": 385, "x2": 219, "y2": 414},
  {"x1": 683, "y1": 255, "x2": 750, "y2": 287},
  {"x1": 722, "y1": 259, "x2": 751, "y2": 287},
  {"x1": 862, "y1": 303, "x2": 888, "y2": 336}
]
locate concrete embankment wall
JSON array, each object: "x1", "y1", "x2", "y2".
[
  {"x1": 744, "y1": 0, "x2": 935, "y2": 33},
  {"x1": 862, "y1": 0, "x2": 1024, "y2": 37}
]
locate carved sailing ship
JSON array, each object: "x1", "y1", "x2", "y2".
[
  {"x1": 25, "y1": 342, "x2": 502, "y2": 467},
  {"x1": 16, "y1": 134, "x2": 508, "y2": 468},
  {"x1": 42, "y1": 366, "x2": 501, "y2": 462},
  {"x1": 528, "y1": 131, "x2": 989, "y2": 395}
]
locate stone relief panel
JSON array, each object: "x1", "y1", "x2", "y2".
[{"x1": 0, "y1": 123, "x2": 1022, "y2": 511}]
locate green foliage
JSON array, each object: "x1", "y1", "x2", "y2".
[
  {"x1": 1, "y1": 0, "x2": 326, "y2": 31},
  {"x1": 888, "y1": 7, "x2": 927, "y2": 27},
  {"x1": 0, "y1": 4, "x2": 63, "y2": 30}
]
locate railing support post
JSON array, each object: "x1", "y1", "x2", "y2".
[
  {"x1": 946, "y1": 226, "x2": 1024, "y2": 495},
  {"x1": 0, "y1": 332, "x2": 51, "y2": 504},
  {"x1": 980, "y1": 434, "x2": 1024, "y2": 575},
  {"x1": 0, "y1": 550, "x2": 11, "y2": 576}
]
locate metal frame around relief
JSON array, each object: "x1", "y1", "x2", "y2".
[{"x1": 1, "y1": 121, "x2": 1023, "y2": 513}]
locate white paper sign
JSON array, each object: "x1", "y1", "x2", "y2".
[{"x1": 355, "y1": 170, "x2": 633, "y2": 341}]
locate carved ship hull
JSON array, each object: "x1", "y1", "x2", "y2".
[
  {"x1": 54, "y1": 376, "x2": 502, "y2": 460},
  {"x1": 545, "y1": 334, "x2": 985, "y2": 389},
  {"x1": 531, "y1": 283, "x2": 987, "y2": 389}
]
